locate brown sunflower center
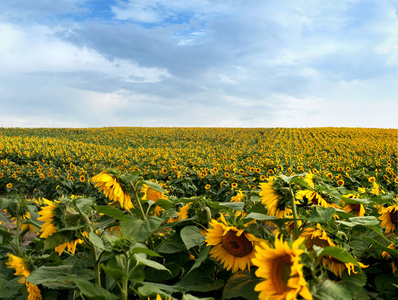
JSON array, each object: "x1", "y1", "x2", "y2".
[
  {"x1": 221, "y1": 230, "x2": 253, "y2": 257},
  {"x1": 390, "y1": 211, "x2": 398, "y2": 223},
  {"x1": 272, "y1": 255, "x2": 292, "y2": 293}
]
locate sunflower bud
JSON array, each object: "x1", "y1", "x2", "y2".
[{"x1": 111, "y1": 237, "x2": 134, "y2": 254}]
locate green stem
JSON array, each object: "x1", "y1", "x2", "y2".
[
  {"x1": 79, "y1": 210, "x2": 101, "y2": 287},
  {"x1": 15, "y1": 201, "x2": 21, "y2": 256},
  {"x1": 204, "y1": 207, "x2": 212, "y2": 228},
  {"x1": 122, "y1": 254, "x2": 130, "y2": 300},
  {"x1": 130, "y1": 182, "x2": 147, "y2": 220},
  {"x1": 289, "y1": 182, "x2": 299, "y2": 239}
]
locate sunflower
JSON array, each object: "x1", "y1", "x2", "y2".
[
  {"x1": 378, "y1": 204, "x2": 398, "y2": 233},
  {"x1": 259, "y1": 177, "x2": 292, "y2": 218},
  {"x1": 231, "y1": 190, "x2": 244, "y2": 202},
  {"x1": 37, "y1": 198, "x2": 59, "y2": 238},
  {"x1": 252, "y1": 235, "x2": 312, "y2": 300},
  {"x1": 54, "y1": 239, "x2": 84, "y2": 255},
  {"x1": 91, "y1": 172, "x2": 133, "y2": 210},
  {"x1": 205, "y1": 214, "x2": 262, "y2": 273},
  {"x1": 342, "y1": 194, "x2": 365, "y2": 217},
  {"x1": 300, "y1": 225, "x2": 367, "y2": 278},
  {"x1": 382, "y1": 242, "x2": 397, "y2": 274},
  {"x1": 321, "y1": 257, "x2": 368, "y2": 278},
  {"x1": 176, "y1": 203, "x2": 191, "y2": 221},
  {"x1": 6, "y1": 254, "x2": 42, "y2": 300},
  {"x1": 141, "y1": 183, "x2": 167, "y2": 216}
]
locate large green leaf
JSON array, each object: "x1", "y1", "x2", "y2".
[
  {"x1": 0, "y1": 276, "x2": 21, "y2": 299},
  {"x1": 338, "y1": 270, "x2": 367, "y2": 297},
  {"x1": 94, "y1": 205, "x2": 128, "y2": 221},
  {"x1": 43, "y1": 230, "x2": 75, "y2": 250},
  {"x1": 121, "y1": 216, "x2": 162, "y2": 242},
  {"x1": 313, "y1": 279, "x2": 351, "y2": 300},
  {"x1": 67, "y1": 276, "x2": 118, "y2": 300},
  {"x1": 88, "y1": 232, "x2": 107, "y2": 251},
  {"x1": 135, "y1": 254, "x2": 170, "y2": 273},
  {"x1": 180, "y1": 226, "x2": 205, "y2": 250},
  {"x1": 142, "y1": 180, "x2": 165, "y2": 193},
  {"x1": 187, "y1": 246, "x2": 210, "y2": 274},
  {"x1": 308, "y1": 207, "x2": 335, "y2": 224},
  {"x1": 363, "y1": 237, "x2": 398, "y2": 258},
  {"x1": 318, "y1": 247, "x2": 359, "y2": 266},
  {"x1": 221, "y1": 271, "x2": 261, "y2": 300},
  {"x1": 26, "y1": 265, "x2": 74, "y2": 285},
  {"x1": 154, "y1": 199, "x2": 173, "y2": 210}
]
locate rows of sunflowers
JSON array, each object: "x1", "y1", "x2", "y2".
[{"x1": 0, "y1": 127, "x2": 397, "y2": 299}]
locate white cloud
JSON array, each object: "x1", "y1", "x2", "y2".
[{"x1": 0, "y1": 22, "x2": 171, "y2": 83}]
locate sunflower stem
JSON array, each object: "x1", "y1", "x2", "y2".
[
  {"x1": 15, "y1": 200, "x2": 22, "y2": 257},
  {"x1": 204, "y1": 207, "x2": 212, "y2": 228},
  {"x1": 130, "y1": 182, "x2": 147, "y2": 220},
  {"x1": 122, "y1": 253, "x2": 130, "y2": 300},
  {"x1": 289, "y1": 182, "x2": 299, "y2": 239}
]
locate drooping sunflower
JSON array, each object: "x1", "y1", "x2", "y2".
[
  {"x1": 54, "y1": 238, "x2": 84, "y2": 255},
  {"x1": 342, "y1": 194, "x2": 365, "y2": 217},
  {"x1": 259, "y1": 177, "x2": 292, "y2": 218},
  {"x1": 321, "y1": 257, "x2": 368, "y2": 278},
  {"x1": 378, "y1": 204, "x2": 398, "y2": 233},
  {"x1": 91, "y1": 171, "x2": 133, "y2": 210},
  {"x1": 300, "y1": 225, "x2": 367, "y2": 278},
  {"x1": 37, "y1": 198, "x2": 59, "y2": 238},
  {"x1": 205, "y1": 214, "x2": 262, "y2": 273},
  {"x1": 252, "y1": 235, "x2": 312, "y2": 300},
  {"x1": 382, "y1": 242, "x2": 397, "y2": 274},
  {"x1": 300, "y1": 224, "x2": 336, "y2": 251},
  {"x1": 6, "y1": 254, "x2": 42, "y2": 300}
]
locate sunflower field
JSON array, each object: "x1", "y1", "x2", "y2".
[{"x1": 0, "y1": 127, "x2": 397, "y2": 300}]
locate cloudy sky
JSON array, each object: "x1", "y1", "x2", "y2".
[{"x1": 0, "y1": 0, "x2": 397, "y2": 128}]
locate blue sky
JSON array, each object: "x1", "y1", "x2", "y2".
[{"x1": 0, "y1": 0, "x2": 397, "y2": 128}]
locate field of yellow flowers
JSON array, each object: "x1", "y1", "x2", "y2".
[{"x1": 0, "y1": 127, "x2": 397, "y2": 300}]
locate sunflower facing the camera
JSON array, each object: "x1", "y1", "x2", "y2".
[{"x1": 205, "y1": 214, "x2": 263, "y2": 273}]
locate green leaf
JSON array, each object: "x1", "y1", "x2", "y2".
[
  {"x1": 183, "y1": 294, "x2": 215, "y2": 300},
  {"x1": 221, "y1": 271, "x2": 261, "y2": 300},
  {"x1": 243, "y1": 212, "x2": 277, "y2": 221},
  {"x1": 187, "y1": 246, "x2": 210, "y2": 274},
  {"x1": 101, "y1": 263, "x2": 126, "y2": 283},
  {"x1": 158, "y1": 235, "x2": 187, "y2": 254},
  {"x1": 374, "y1": 274, "x2": 398, "y2": 293},
  {"x1": 318, "y1": 247, "x2": 359, "y2": 266},
  {"x1": 94, "y1": 205, "x2": 127, "y2": 221},
  {"x1": 308, "y1": 207, "x2": 336, "y2": 224},
  {"x1": 142, "y1": 180, "x2": 165, "y2": 193},
  {"x1": 137, "y1": 283, "x2": 177, "y2": 299},
  {"x1": 363, "y1": 237, "x2": 398, "y2": 258},
  {"x1": 180, "y1": 226, "x2": 205, "y2": 250},
  {"x1": 339, "y1": 269, "x2": 367, "y2": 297},
  {"x1": 348, "y1": 216, "x2": 380, "y2": 226},
  {"x1": 135, "y1": 254, "x2": 171, "y2": 272},
  {"x1": 43, "y1": 230, "x2": 75, "y2": 250},
  {"x1": 26, "y1": 265, "x2": 74, "y2": 285},
  {"x1": 121, "y1": 216, "x2": 162, "y2": 242},
  {"x1": 313, "y1": 279, "x2": 351, "y2": 300},
  {"x1": 88, "y1": 232, "x2": 106, "y2": 251},
  {"x1": 0, "y1": 277, "x2": 21, "y2": 299},
  {"x1": 132, "y1": 246, "x2": 162, "y2": 257},
  {"x1": 218, "y1": 202, "x2": 245, "y2": 211},
  {"x1": 67, "y1": 276, "x2": 118, "y2": 300},
  {"x1": 154, "y1": 199, "x2": 173, "y2": 210},
  {"x1": 340, "y1": 196, "x2": 371, "y2": 205}
]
